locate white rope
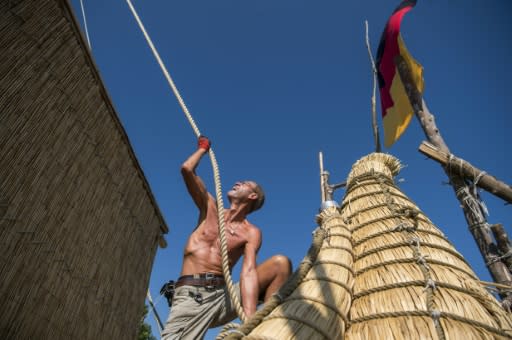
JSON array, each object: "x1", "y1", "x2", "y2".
[
  {"x1": 124, "y1": 0, "x2": 200, "y2": 137},
  {"x1": 474, "y1": 171, "x2": 487, "y2": 186},
  {"x1": 124, "y1": 0, "x2": 246, "y2": 322},
  {"x1": 79, "y1": 0, "x2": 92, "y2": 49}
]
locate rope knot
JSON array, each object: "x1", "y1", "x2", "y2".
[
  {"x1": 424, "y1": 279, "x2": 437, "y2": 292},
  {"x1": 406, "y1": 208, "x2": 419, "y2": 219},
  {"x1": 486, "y1": 254, "x2": 501, "y2": 266},
  {"x1": 499, "y1": 250, "x2": 512, "y2": 261},
  {"x1": 502, "y1": 298, "x2": 512, "y2": 313},
  {"x1": 394, "y1": 223, "x2": 414, "y2": 232},
  {"x1": 409, "y1": 237, "x2": 421, "y2": 248},
  {"x1": 473, "y1": 171, "x2": 487, "y2": 187},
  {"x1": 393, "y1": 223, "x2": 405, "y2": 232},
  {"x1": 431, "y1": 310, "x2": 442, "y2": 326},
  {"x1": 455, "y1": 186, "x2": 469, "y2": 199},
  {"x1": 416, "y1": 254, "x2": 430, "y2": 268},
  {"x1": 469, "y1": 221, "x2": 489, "y2": 232}
]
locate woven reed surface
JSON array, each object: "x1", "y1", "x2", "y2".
[
  {"x1": 243, "y1": 206, "x2": 353, "y2": 339},
  {"x1": 342, "y1": 153, "x2": 512, "y2": 340},
  {"x1": 0, "y1": 1, "x2": 167, "y2": 339}
]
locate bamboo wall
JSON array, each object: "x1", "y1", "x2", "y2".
[{"x1": 0, "y1": 0, "x2": 168, "y2": 339}]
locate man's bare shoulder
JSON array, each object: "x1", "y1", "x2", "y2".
[
  {"x1": 244, "y1": 221, "x2": 262, "y2": 246},
  {"x1": 245, "y1": 221, "x2": 261, "y2": 233}
]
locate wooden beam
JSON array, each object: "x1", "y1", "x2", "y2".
[
  {"x1": 395, "y1": 55, "x2": 512, "y2": 307},
  {"x1": 419, "y1": 141, "x2": 512, "y2": 204}
]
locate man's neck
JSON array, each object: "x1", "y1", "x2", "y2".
[{"x1": 225, "y1": 206, "x2": 247, "y2": 223}]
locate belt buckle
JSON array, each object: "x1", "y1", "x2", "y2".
[{"x1": 204, "y1": 272, "x2": 216, "y2": 291}]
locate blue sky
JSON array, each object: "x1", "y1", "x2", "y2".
[{"x1": 70, "y1": 1, "x2": 511, "y2": 338}]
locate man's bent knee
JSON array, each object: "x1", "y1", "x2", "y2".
[{"x1": 271, "y1": 254, "x2": 292, "y2": 275}]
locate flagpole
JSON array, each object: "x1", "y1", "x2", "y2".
[
  {"x1": 364, "y1": 20, "x2": 381, "y2": 153},
  {"x1": 395, "y1": 56, "x2": 512, "y2": 310}
]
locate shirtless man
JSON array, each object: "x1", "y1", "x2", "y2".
[{"x1": 161, "y1": 136, "x2": 292, "y2": 340}]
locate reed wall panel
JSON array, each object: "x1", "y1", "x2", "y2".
[{"x1": 0, "y1": 1, "x2": 168, "y2": 339}]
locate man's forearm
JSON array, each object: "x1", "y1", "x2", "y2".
[
  {"x1": 181, "y1": 149, "x2": 206, "y2": 174},
  {"x1": 240, "y1": 273, "x2": 259, "y2": 317}
]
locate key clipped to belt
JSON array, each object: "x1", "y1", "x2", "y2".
[{"x1": 160, "y1": 280, "x2": 176, "y2": 307}]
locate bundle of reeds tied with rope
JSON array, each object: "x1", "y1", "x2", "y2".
[
  {"x1": 343, "y1": 153, "x2": 512, "y2": 340},
  {"x1": 231, "y1": 153, "x2": 512, "y2": 339},
  {"x1": 221, "y1": 206, "x2": 353, "y2": 339}
]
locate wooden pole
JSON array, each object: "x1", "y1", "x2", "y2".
[
  {"x1": 491, "y1": 224, "x2": 512, "y2": 273},
  {"x1": 319, "y1": 151, "x2": 326, "y2": 203},
  {"x1": 365, "y1": 20, "x2": 381, "y2": 153},
  {"x1": 419, "y1": 141, "x2": 512, "y2": 204},
  {"x1": 147, "y1": 290, "x2": 164, "y2": 333},
  {"x1": 395, "y1": 55, "x2": 512, "y2": 308}
]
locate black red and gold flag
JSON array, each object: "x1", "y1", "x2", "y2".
[{"x1": 376, "y1": 0, "x2": 424, "y2": 147}]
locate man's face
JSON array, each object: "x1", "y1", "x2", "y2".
[{"x1": 227, "y1": 181, "x2": 257, "y2": 202}]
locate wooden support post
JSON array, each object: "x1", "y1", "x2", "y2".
[
  {"x1": 319, "y1": 152, "x2": 327, "y2": 203},
  {"x1": 395, "y1": 55, "x2": 512, "y2": 308},
  {"x1": 491, "y1": 224, "x2": 512, "y2": 273},
  {"x1": 147, "y1": 289, "x2": 164, "y2": 333},
  {"x1": 419, "y1": 141, "x2": 512, "y2": 204}
]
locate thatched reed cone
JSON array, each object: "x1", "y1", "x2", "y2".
[
  {"x1": 237, "y1": 206, "x2": 353, "y2": 339},
  {"x1": 341, "y1": 153, "x2": 512, "y2": 340}
]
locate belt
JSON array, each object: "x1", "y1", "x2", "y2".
[{"x1": 175, "y1": 273, "x2": 225, "y2": 289}]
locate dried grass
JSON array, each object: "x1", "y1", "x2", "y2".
[
  {"x1": 241, "y1": 153, "x2": 512, "y2": 339},
  {"x1": 244, "y1": 207, "x2": 353, "y2": 339},
  {"x1": 343, "y1": 153, "x2": 512, "y2": 340},
  {"x1": 1, "y1": 1, "x2": 167, "y2": 339}
]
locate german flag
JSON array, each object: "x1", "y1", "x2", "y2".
[{"x1": 376, "y1": 0, "x2": 424, "y2": 148}]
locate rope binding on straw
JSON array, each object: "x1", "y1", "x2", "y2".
[
  {"x1": 370, "y1": 171, "x2": 448, "y2": 340},
  {"x1": 218, "y1": 208, "x2": 342, "y2": 340}
]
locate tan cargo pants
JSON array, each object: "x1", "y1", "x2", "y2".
[{"x1": 161, "y1": 283, "x2": 240, "y2": 340}]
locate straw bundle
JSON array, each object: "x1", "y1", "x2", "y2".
[
  {"x1": 236, "y1": 206, "x2": 353, "y2": 339},
  {"x1": 1, "y1": 1, "x2": 168, "y2": 339},
  {"x1": 342, "y1": 153, "x2": 512, "y2": 340}
]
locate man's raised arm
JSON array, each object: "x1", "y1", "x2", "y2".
[{"x1": 181, "y1": 136, "x2": 211, "y2": 216}]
